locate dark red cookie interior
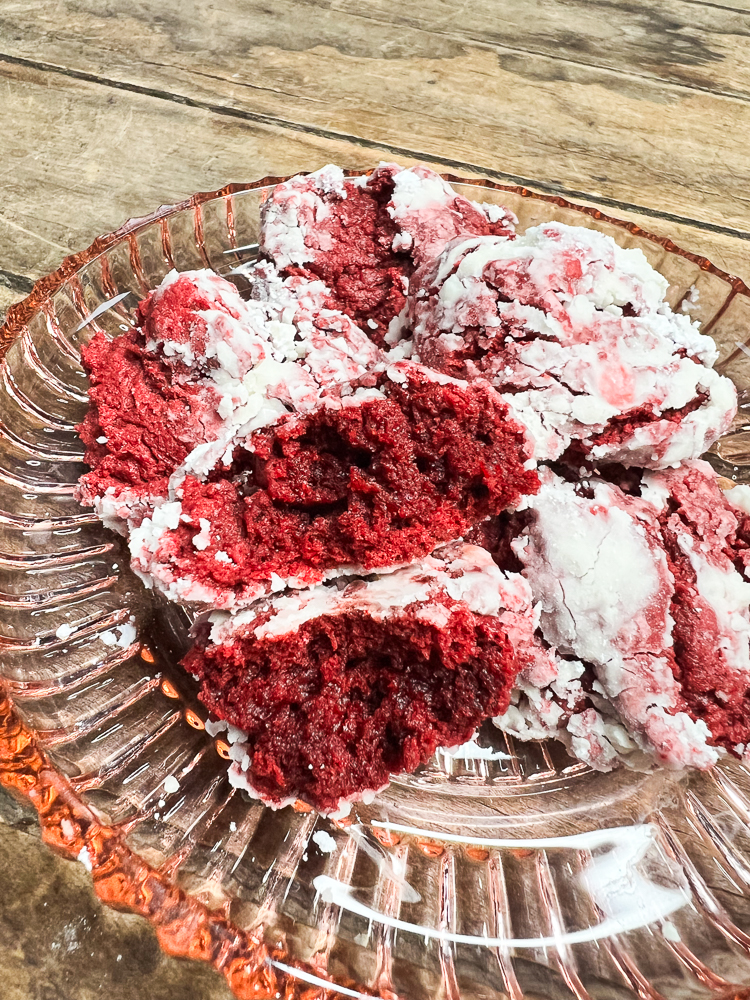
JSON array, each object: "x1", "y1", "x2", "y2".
[
  {"x1": 278, "y1": 169, "x2": 411, "y2": 346},
  {"x1": 135, "y1": 274, "x2": 240, "y2": 353},
  {"x1": 163, "y1": 375, "x2": 538, "y2": 595},
  {"x1": 561, "y1": 391, "x2": 710, "y2": 467},
  {"x1": 490, "y1": 467, "x2": 750, "y2": 757},
  {"x1": 656, "y1": 473, "x2": 750, "y2": 753},
  {"x1": 185, "y1": 604, "x2": 519, "y2": 812}
]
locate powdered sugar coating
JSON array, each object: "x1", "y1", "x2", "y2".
[
  {"x1": 496, "y1": 655, "x2": 650, "y2": 771},
  {"x1": 186, "y1": 540, "x2": 528, "y2": 813},
  {"x1": 262, "y1": 163, "x2": 514, "y2": 270},
  {"x1": 726, "y1": 483, "x2": 750, "y2": 516},
  {"x1": 79, "y1": 261, "x2": 537, "y2": 611},
  {"x1": 154, "y1": 264, "x2": 384, "y2": 482},
  {"x1": 409, "y1": 223, "x2": 736, "y2": 468},
  {"x1": 498, "y1": 461, "x2": 750, "y2": 770},
  {"x1": 642, "y1": 461, "x2": 750, "y2": 753},
  {"x1": 260, "y1": 164, "x2": 350, "y2": 270},
  {"x1": 503, "y1": 468, "x2": 720, "y2": 769},
  {"x1": 386, "y1": 163, "x2": 517, "y2": 265},
  {"x1": 514, "y1": 472, "x2": 674, "y2": 664},
  {"x1": 79, "y1": 265, "x2": 384, "y2": 511},
  {"x1": 80, "y1": 266, "x2": 396, "y2": 604},
  {"x1": 121, "y1": 353, "x2": 536, "y2": 610},
  {"x1": 206, "y1": 540, "x2": 534, "y2": 645}
]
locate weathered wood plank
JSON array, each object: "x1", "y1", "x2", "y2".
[
  {"x1": 0, "y1": 271, "x2": 33, "y2": 325},
  {"x1": 2, "y1": 2, "x2": 750, "y2": 238},
  {"x1": 0, "y1": 59, "x2": 386, "y2": 282},
  {"x1": 0, "y1": 817, "x2": 235, "y2": 1000},
  {"x1": 331, "y1": 0, "x2": 750, "y2": 99},
  {"x1": 1, "y1": 60, "x2": 750, "y2": 295},
  {"x1": 0, "y1": 288, "x2": 24, "y2": 326},
  {"x1": 5, "y1": 0, "x2": 750, "y2": 103}
]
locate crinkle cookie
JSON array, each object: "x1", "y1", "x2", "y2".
[
  {"x1": 409, "y1": 222, "x2": 736, "y2": 467},
  {"x1": 495, "y1": 463, "x2": 750, "y2": 771},
  {"x1": 260, "y1": 162, "x2": 516, "y2": 346},
  {"x1": 79, "y1": 267, "x2": 537, "y2": 610}
]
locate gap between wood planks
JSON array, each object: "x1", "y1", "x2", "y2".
[
  {"x1": 678, "y1": 0, "x2": 750, "y2": 11},
  {"x1": 2, "y1": 51, "x2": 750, "y2": 249}
]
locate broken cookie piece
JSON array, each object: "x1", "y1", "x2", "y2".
[
  {"x1": 185, "y1": 542, "x2": 526, "y2": 814},
  {"x1": 79, "y1": 267, "x2": 538, "y2": 610}
]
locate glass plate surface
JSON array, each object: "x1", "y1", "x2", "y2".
[{"x1": 3, "y1": 173, "x2": 750, "y2": 999}]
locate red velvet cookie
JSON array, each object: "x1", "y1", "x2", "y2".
[
  {"x1": 495, "y1": 462, "x2": 750, "y2": 770},
  {"x1": 409, "y1": 222, "x2": 736, "y2": 468},
  {"x1": 79, "y1": 267, "x2": 537, "y2": 609},
  {"x1": 260, "y1": 163, "x2": 516, "y2": 346},
  {"x1": 184, "y1": 542, "x2": 527, "y2": 814}
]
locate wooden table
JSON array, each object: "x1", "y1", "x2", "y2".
[{"x1": 2, "y1": 1, "x2": 750, "y2": 996}]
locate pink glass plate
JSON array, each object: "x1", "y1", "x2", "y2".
[{"x1": 3, "y1": 173, "x2": 750, "y2": 999}]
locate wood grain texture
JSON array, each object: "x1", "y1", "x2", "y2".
[
  {"x1": 0, "y1": 804, "x2": 234, "y2": 1000},
  {"x1": 5, "y1": 0, "x2": 750, "y2": 100},
  {"x1": 2, "y1": 0, "x2": 750, "y2": 249},
  {"x1": 2, "y1": 56, "x2": 750, "y2": 294},
  {"x1": 332, "y1": 0, "x2": 750, "y2": 99},
  {"x1": 0, "y1": 272, "x2": 33, "y2": 325},
  {"x1": 0, "y1": 61, "x2": 746, "y2": 298}
]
